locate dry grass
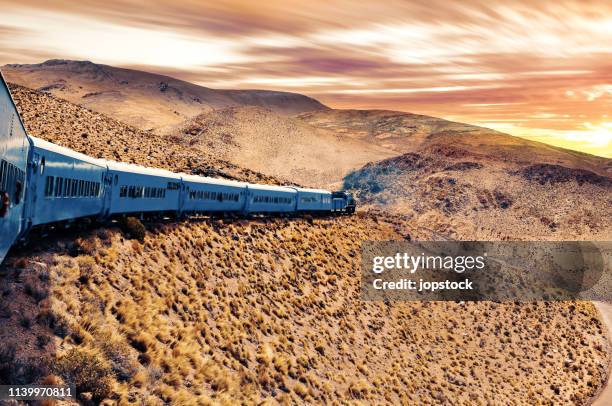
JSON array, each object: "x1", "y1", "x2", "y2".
[{"x1": 0, "y1": 215, "x2": 607, "y2": 404}]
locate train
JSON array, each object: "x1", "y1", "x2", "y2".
[{"x1": 0, "y1": 71, "x2": 356, "y2": 264}]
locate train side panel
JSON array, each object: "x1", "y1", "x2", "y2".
[
  {"x1": 181, "y1": 174, "x2": 247, "y2": 213},
  {"x1": 295, "y1": 188, "x2": 332, "y2": 212},
  {"x1": 28, "y1": 137, "x2": 106, "y2": 226},
  {"x1": 246, "y1": 184, "x2": 297, "y2": 213},
  {"x1": 106, "y1": 162, "x2": 181, "y2": 215},
  {"x1": 0, "y1": 73, "x2": 30, "y2": 263}
]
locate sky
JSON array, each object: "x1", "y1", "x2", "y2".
[{"x1": 0, "y1": 0, "x2": 611, "y2": 158}]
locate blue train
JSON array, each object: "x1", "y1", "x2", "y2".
[{"x1": 0, "y1": 72, "x2": 356, "y2": 264}]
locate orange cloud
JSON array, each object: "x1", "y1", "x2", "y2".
[{"x1": 0, "y1": 0, "x2": 611, "y2": 157}]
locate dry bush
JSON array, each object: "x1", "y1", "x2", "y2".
[
  {"x1": 121, "y1": 217, "x2": 147, "y2": 242},
  {"x1": 24, "y1": 281, "x2": 48, "y2": 303},
  {"x1": 56, "y1": 348, "x2": 114, "y2": 401},
  {"x1": 71, "y1": 238, "x2": 98, "y2": 257},
  {"x1": 98, "y1": 335, "x2": 139, "y2": 382}
]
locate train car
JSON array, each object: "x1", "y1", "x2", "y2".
[
  {"x1": 0, "y1": 72, "x2": 30, "y2": 261},
  {"x1": 181, "y1": 174, "x2": 248, "y2": 214},
  {"x1": 245, "y1": 184, "x2": 297, "y2": 213},
  {"x1": 27, "y1": 136, "x2": 106, "y2": 226},
  {"x1": 105, "y1": 161, "x2": 181, "y2": 216},
  {"x1": 293, "y1": 187, "x2": 332, "y2": 212}
]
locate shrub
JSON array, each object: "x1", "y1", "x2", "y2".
[
  {"x1": 71, "y1": 238, "x2": 97, "y2": 257},
  {"x1": 19, "y1": 315, "x2": 32, "y2": 329},
  {"x1": 36, "y1": 335, "x2": 51, "y2": 349},
  {"x1": 55, "y1": 349, "x2": 113, "y2": 401},
  {"x1": 98, "y1": 337, "x2": 139, "y2": 382},
  {"x1": 25, "y1": 282, "x2": 48, "y2": 303},
  {"x1": 37, "y1": 310, "x2": 70, "y2": 338},
  {"x1": 121, "y1": 217, "x2": 146, "y2": 242}
]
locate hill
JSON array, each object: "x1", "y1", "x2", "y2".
[
  {"x1": 297, "y1": 109, "x2": 489, "y2": 153},
  {"x1": 3, "y1": 60, "x2": 328, "y2": 131},
  {"x1": 8, "y1": 83, "x2": 285, "y2": 185},
  {"x1": 343, "y1": 131, "x2": 612, "y2": 240},
  {"x1": 164, "y1": 107, "x2": 395, "y2": 187}
]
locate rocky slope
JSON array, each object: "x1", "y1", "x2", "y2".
[
  {"x1": 342, "y1": 134, "x2": 612, "y2": 240},
  {"x1": 294, "y1": 109, "x2": 612, "y2": 239},
  {"x1": 4, "y1": 60, "x2": 328, "y2": 131}
]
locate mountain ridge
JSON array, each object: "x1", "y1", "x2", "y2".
[{"x1": 3, "y1": 59, "x2": 329, "y2": 130}]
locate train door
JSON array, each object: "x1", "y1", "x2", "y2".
[
  {"x1": 23, "y1": 151, "x2": 42, "y2": 226},
  {"x1": 180, "y1": 183, "x2": 188, "y2": 215},
  {"x1": 0, "y1": 71, "x2": 31, "y2": 264},
  {"x1": 100, "y1": 171, "x2": 113, "y2": 219},
  {"x1": 242, "y1": 185, "x2": 250, "y2": 214}
]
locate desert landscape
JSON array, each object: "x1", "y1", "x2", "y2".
[{"x1": 0, "y1": 61, "x2": 611, "y2": 405}]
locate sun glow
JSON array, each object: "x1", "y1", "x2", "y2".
[{"x1": 482, "y1": 122, "x2": 612, "y2": 158}]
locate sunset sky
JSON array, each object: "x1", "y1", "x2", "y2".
[{"x1": 0, "y1": 0, "x2": 611, "y2": 157}]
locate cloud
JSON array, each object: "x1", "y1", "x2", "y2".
[{"x1": 0, "y1": 0, "x2": 611, "y2": 156}]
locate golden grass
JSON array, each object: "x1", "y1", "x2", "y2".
[{"x1": 0, "y1": 214, "x2": 609, "y2": 404}]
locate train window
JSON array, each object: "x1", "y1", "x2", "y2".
[
  {"x1": 39, "y1": 157, "x2": 45, "y2": 175},
  {"x1": 0, "y1": 160, "x2": 24, "y2": 205},
  {"x1": 55, "y1": 177, "x2": 62, "y2": 197},
  {"x1": 44, "y1": 176, "x2": 54, "y2": 197}
]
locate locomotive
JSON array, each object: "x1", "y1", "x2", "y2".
[{"x1": 0, "y1": 71, "x2": 355, "y2": 264}]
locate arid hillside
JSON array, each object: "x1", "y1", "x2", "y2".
[
  {"x1": 4, "y1": 60, "x2": 328, "y2": 131},
  {"x1": 165, "y1": 107, "x2": 395, "y2": 187},
  {"x1": 343, "y1": 139, "x2": 612, "y2": 240},
  {"x1": 1, "y1": 215, "x2": 609, "y2": 405},
  {"x1": 297, "y1": 109, "x2": 489, "y2": 154},
  {"x1": 9, "y1": 83, "x2": 286, "y2": 185}
]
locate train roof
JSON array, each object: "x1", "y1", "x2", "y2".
[
  {"x1": 291, "y1": 187, "x2": 332, "y2": 195},
  {"x1": 103, "y1": 160, "x2": 182, "y2": 179},
  {"x1": 180, "y1": 173, "x2": 247, "y2": 188},
  {"x1": 29, "y1": 136, "x2": 107, "y2": 168},
  {"x1": 247, "y1": 183, "x2": 297, "y2": 193}
]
